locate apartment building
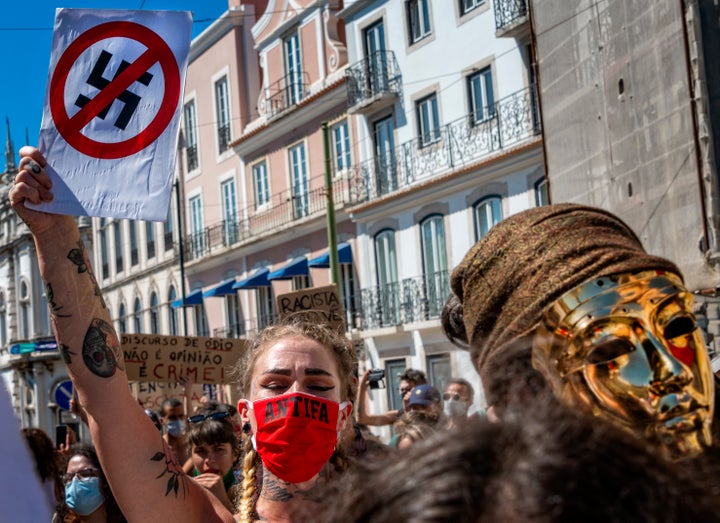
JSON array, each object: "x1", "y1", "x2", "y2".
[{"x1": 338, "y1": 0, "x2": 543, "y2": 434}]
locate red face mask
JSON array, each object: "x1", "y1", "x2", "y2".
[{"x1": 247, "y1": 391, "x2": 348, "y2": 484}]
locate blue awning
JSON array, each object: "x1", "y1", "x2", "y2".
[
  {"x1": 171, "y1": 289, "x2": 204, "y2": 308},
  {"x1": 233, "y1": 268, "x2": 271, "y2": 289},
  {"x1": 268, "y1": 257, "x2": 309, "y2": 280},
  {"x1": 203, "y1": 278, "x2": 237, "y2": 298},
  {"x1": 308, "y1": 243, "x2": 353, "y2": 268}
]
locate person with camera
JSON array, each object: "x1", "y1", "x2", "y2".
[{"x1": 357, "y1": 368, "x2": 427, "y2": 427}]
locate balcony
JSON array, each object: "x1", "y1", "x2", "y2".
[
  {"x1": 348, "y1": 85, "x2": 541, "y2": 203},
  {"x1": 359, "y1": 271, "x2": 450, "y2": 330},
  {"x1": 494, "y1": 0, "x2": 529, "y2": 37},
  {"x1": 181, "y1": 174, "x2": 362, "y2": 262},
  {"x1": 264, "y1": 71, "x2": 310, "y2": 119},
  {"x1": 346, "y1": 51, "x2": 401, "y2": 115}
]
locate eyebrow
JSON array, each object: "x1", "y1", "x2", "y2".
[{"x1": 261, "y1": 367, "x2": 333, "y2": 377}]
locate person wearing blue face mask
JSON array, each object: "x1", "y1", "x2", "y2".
[
  {"x1": 160, "y1": 397, "x2": 191, "y2": 467},
  {"x1": 61, "y1": 445, "x2": 126, "y2": 523}
]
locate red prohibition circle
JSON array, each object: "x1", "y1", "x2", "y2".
[{"x1": 49, "y1": 21, "x2": 181, "y2": 159}]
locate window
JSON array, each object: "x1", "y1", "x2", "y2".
[
  {"x1": 114, "y1": 221, "x2": 123, "y2": 274},
  {"x1": 99, "y1": 218, "x2": 109, "y2": 280},
  {"x1": 460, "y1": 0, "x2": 484, "y2": 15},
  {"x1": 189, "y1": 195, "x2": 205, "y2": 256},
  {"x1": 0, "y1": 292, "x2": 6, "y2": 346},
  {"x1": 340, "y1": 263, "x2": 357, "y2": 329},
  {"x1": 184, "y1": 100, "x2": 199, "y2": 171},
  {"x1": 150, "y1": 292, "x2": 159, "y2": 334},
  {"x1": 133, "y1": 297, "x2": 143, "y2": 333},
  {"x1": 385, "y1": 359, "x2": 407, "y2": 411},
  {"x1": 426, "y1": 353, "x2": 451, "y2": 394},
  {"x1": 256, "y1": 287, "x2": 275, "y2": 330},
  {"x1": 420, "y1": 215, "x2": 449, "y2": 318},
  {"x1": 292, "y1": 275, "x2": 310, "y2": 291},
  {"x1": 468, "y1": 67, "x2": 495, "y2": 124},
  {"x1": 416, "y1": 94, "x2": 441, "y2": 146},
  {"x1": 168, "y1": 286, "x2": 178, "y2": 336},
  {"x1": 331, "y1": 120, "x2": 352, "y2": 173},
  {"x1": 221, "y1": 178, "x2": 238, "y2": 245},
  {"x1": 373, "y1": 116, "x2": 397, "y2": 195},
  {"x1": 146, "y1": 221, "x2": 156, "y2": 259},
  {"x1": 19, "y1": 280, "x2": 30, "y2": 339},
  {"x1": 118, "y1": 302, "x2": 127, "y2": 334},
  {"x1": 215, "y1": 76, "x2": 231, "y2": 153},
  {"x1": 226, "y1": 294, "x2": 243, "y2": 337},
  {"x1": 289, "y1": 143, "x2": 309, "y2": 219},
  {"x1": 407, "y1": 0, "x2": 431, "y2": 44},
  {"x1": 284, "y1": 31, "x2": 303, "y2": 105},
  {"x1": 374, "y1": 229, "x2": 400, "y2": 327},
  {"x1": 535, "y1": 178, "x2": 549, "y2": 206},
  {"x1": 129, "y1": 220, "x2": 139, "y2": 266},
  {"x1": 252, "y1": 161, "x2": 270, "y2": 208},
  {"x1": 164, "y1": 203, "x2": 174, "y2": 252},
  {"x1": 474, "y1": 196, "x2": 503, "y2": 240},
  {"x1": 194, "y1": 304, "x2": 209, "y2": 337}
]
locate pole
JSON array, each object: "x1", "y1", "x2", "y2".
[
  {"x1": 322, "y1": 122, "x2": 341, "y2": 296},
  {"x1": 174, "y1": 178, "x2": 188, "y2": 336}
]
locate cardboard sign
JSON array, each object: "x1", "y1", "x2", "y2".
[
  {"x1": 130, "y1": 381, "x2": 212, "y2": 413},
  {"x1": 276, "y1": 284, "x2": 345, "y2": 333},
  {"x1": 121, "y1": 334, "x2": 245, "y2": 384},
  {"x1": 33, "y1": 8, "x2": 191, "y2": 221}
]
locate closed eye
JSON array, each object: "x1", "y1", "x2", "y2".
[{"x1": 586, "y1": 339, "x2": 635, "y2": 365}]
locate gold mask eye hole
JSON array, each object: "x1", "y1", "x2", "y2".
[
  {"x1": 663, "y1": 316, "x2": 696, "y2": 341},
  {"x1": 585, "y1": 339, "x2": 635, "y2": 365}
]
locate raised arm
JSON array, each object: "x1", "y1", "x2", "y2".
[
  {"x1": 356, "y1": 369, "x2": 399, "y2": 426},
  {"x1": 10, "y1": 147, "x2": 233, "y2": 522}
]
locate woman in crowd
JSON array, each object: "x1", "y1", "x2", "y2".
[
  {"x1": 61, "y1": 445, "x2": 126, "y2": 523},
  {"x1": 442, "y1": 203, "x2": 715, "y2": 461},
  {"x1": 10, "y1": 147, "x2": 354, "y2": 522},
  {"x1": 22, "y1": 427, "x2": 65, "y2": 515},
  {"x1": 186, "y1": 403, "x2": 241, "y2": 512}
]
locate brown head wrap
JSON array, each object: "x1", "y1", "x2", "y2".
[{"x1": 443, "y1": 203, "x2": 681, "y2": 402}]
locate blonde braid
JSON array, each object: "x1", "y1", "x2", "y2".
[{"x1": 238, "y1": 436, "x2": 259, "y2": 523}]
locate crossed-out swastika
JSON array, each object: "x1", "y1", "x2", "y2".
[{"x1": 74, "y1": 50, "x2": 154, "y2": 130}]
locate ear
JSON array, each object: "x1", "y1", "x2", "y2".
[
  {"x1": 238, "y1": 399, "x2": 252, "y2": 426},
  {"x1": 336, "y1": 401, "x2": 353, "y2": 432}
]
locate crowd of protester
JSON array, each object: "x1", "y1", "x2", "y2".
[{"x1": 10, "y1": 147, "x2": 720, "y2": 521}]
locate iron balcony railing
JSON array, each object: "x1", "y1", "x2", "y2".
[
  {"x1": 347, "y1": 85, "x2": 541, "y2": 202},
  {"x1": 181, "y1": 174, "x2": 360, "y2": 262},
  {"x1": 264, "y1": 71, "x2": 310, "y2": 118},
  {"x1": 494, "y1": 0, "x2": 528, "y2": 31},
  {"x1": 346, "y1": 50, "x2": 402, "y2": 108},
  {"x1": 359, "y1": 271, "x2": 450, "y2": 330}
]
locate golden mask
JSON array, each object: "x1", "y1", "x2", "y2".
[{"x1": 532, "y1": 271, "x2": 714, "y2": 460}]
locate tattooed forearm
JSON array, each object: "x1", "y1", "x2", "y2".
[
  {"x1": 260, "y1": 476, "x2": 294, "y2": 502},
  {"x1": 151, "y1": 441, "x2": 188, "y2": 499},
  {"x1": 45, "y1": 282, "x2": 71, "y2": 319},
  {"x1": 58, "y1": 344, "x2": 76, "y2": 365},
  {"x1": 82, "y1": 318, "x2": 125, "y2": 377},
  {"x1": 67, "y1": 239, "x2": 106, "y2": 309}
]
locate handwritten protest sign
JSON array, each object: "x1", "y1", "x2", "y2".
[
  {"x1": 276, "y1": 284, "x2": 345, "y2": 333},
  {"x1": 33, "y1": 8, "x2": 191, "y2": 221},
  {"x1": 121, "y1": 334, "x2": 245, "y2": 384},
  {"x1": 130, "y1": 381, "x2": 210, "y2": 412}
]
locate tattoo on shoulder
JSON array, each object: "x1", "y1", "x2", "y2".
[
  {"x1": 67, "y1": 240, "x2": 106, "y2": 309},
  {"x1": 82, "y1": 318, "x2": 125, "y2": 377},
  {"x1": 151, "y1": 440, "x2": 188, "y2": 499},
  {"x1": 45, "y1": 282, "x2": 71, "y2": 319},
  {"x1": 260, "y1": 476, "x2": 294, "y2": 503}
]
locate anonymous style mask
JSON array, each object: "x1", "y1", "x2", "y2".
[{"x1": 532, "y1": 271, "x2": 714, "y2": 460}]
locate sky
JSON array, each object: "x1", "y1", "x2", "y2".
[{"x1": 0, "y1": 1, "x2": 229, "y2": 167}]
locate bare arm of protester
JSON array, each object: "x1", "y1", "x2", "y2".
[
  {"x1": 356, "y1": 369, "x2": 399, "y2": 426},
  {"x1": 10, "y1": 147, "x2": 233, "y2": 523}
]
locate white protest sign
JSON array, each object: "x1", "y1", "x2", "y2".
[{"x1": 33, "y1": 8, "x2": 191, "y2": 221}]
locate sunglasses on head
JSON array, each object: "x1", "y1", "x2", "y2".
[{"x1": 188, "y1": 411, "x2": 230, "y2": 424}]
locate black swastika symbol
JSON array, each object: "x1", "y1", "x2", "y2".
[{"x1": 74, "y1": 50, "x2": 154, "y2": 131}]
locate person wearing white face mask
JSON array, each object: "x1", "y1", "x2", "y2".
[
  {"x1": 61, "y1": 445, "x2": 126, "y2": 523},
  {"x1": 443, "y1": 378, "x2": 476, "y2": 430}
]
